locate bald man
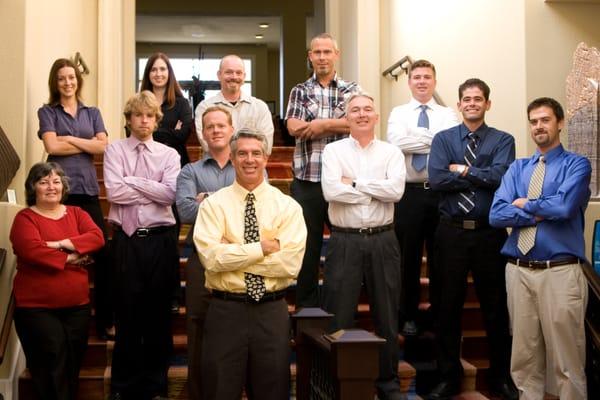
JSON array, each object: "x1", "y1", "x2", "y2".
[{"x1": 194, "y1": 54, "x2": 274, "y2": 153}]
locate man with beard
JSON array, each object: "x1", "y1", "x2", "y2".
[
  {"x1": 490, "y1": 97, "x2": 590, "y2": 400},
  {"x1": 194, "y1": 54, "x2": 274, "y2": 153},
  {"x1": 285, "y1": 33, "x2": 359, "y2": 308},
  {"x1": 427, "y1": 79, "x2": 517, "y2": 400}
]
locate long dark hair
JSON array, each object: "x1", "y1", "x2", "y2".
[
  {"x1": 47, "y1": 58, "x2": 83, "y2": 105},
  {"x1": 140, "y1": 52, "x2": 183, "y2": 109}
]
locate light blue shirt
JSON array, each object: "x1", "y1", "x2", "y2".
[{"x1": 489, "y1": 144, "x2": 591, "y2": 261}]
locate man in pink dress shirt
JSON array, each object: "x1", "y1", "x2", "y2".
[{"x1": 103, "y1": 91, "x2": 181, "y2": 400}]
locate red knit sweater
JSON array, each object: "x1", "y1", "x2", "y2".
[{"x1": 10, "y1": 206, "x2": 105, "y2": 308}]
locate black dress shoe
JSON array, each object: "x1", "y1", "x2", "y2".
[
  {"x1": 490, "y1": 379, "x2": 518, "y2": 400},
  {"x1": 427, "y1": 380, "x2": 460, "y2": 400}
]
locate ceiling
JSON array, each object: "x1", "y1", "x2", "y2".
[{"x1": 136, "y1": 15, "x2": 282, "y2": 49}]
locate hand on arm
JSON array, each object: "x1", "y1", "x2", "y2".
[
  {"x1": 63, "y1": 132, "x2": 108, "y2": 155},
  {"x1": 41, "y1": 132, "x2": 83, "y2": 155}
]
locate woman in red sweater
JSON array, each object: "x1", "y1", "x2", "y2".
[{"x1": 10, "y1": 162, "x2": 104, "y2": 400}]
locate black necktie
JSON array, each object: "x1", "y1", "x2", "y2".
[
  {"x1": 244, "y1": 193, "x2": 266, "y2": 301},
  {"x1": 458, "y1": 132, "x2": 478, "y2": 214}
]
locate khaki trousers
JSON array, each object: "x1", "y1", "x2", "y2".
[{"x1": 506, "y1": 262, "x2": 588, "y2": 400}]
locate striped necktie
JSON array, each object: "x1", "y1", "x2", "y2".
[
  {"x1": 517, "y1": 156, "x2": 546, "y2": 255},
  {"x1": 243, "y1": 193, "x2": 266, "y2": 301},
  {"x1": 458, "y1": 132, "x2": 478, "y2": 214},
  {"x1": 412, "y1": 105, "x2": 429, "y2": 171}
]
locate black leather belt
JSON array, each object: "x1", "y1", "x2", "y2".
[
  {"x1": 211, "y1": 289, "x2": 287, "y2": 303},
  {"x1": 405, "y1": 181, "x2": 430, "y2": 190},
  {"x1": 508, "y1": 257, "x2": 580, "y2": 270},
  {"x1": 331, "y1": 224, "x2": 394, "y2": 235},
  {"x1": 113, "y1": 225, "x2": 173, "y2": 237},
  {"x1": 440, "y1": 216, "x2": 489, "y2": 230}
]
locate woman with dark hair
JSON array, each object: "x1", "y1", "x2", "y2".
[
  {"x1": 38, "y1": 58, "x2": 113, "y2": 340},
  {"x1": 10, "y1": 162, "x2": 105, "y2": 400},
  {"x1": 140, "y1": 52, "x2": 193, "y2": 165}
]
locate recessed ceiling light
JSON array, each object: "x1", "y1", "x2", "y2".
[
  {"x1": 255, "y1": 34, "x2": 264, "y2": 39},
  {"x1": 259, "y1": 23, "x2": 269, "y2": 29}
]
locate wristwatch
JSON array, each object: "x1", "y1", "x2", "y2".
[{"x1": 352, "y1": 181, "x2": 357, "y2": 188}]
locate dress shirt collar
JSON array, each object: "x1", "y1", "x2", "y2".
[
  {"x1": 309, "y1": 72, "x2": 340, "y2": 88},
  {"x1": 52, "y1": 101, "x2": 90, "y2": 112},
  {"x1": 408, "y1": 97, "x2": 438, "y2": 110},
  {"x1": 459, "y1": 122, "x2": 489, "y2": 140},
  {"x1": 213, "y1": 90, "x2": 251, "y2": 105},
  {"x1": 201, "y1": 151, "x2": 233, "y2": 168},
  {"x1": 125, "y1": 135, "x2": 158, "y2": 153},
  {"x1": 349, "y1": 134, "x2": 376, "y2": 149},
  {"x1": 231, "y1": 179, "x2": 268, "y2": 201},
  {"x1": 532, "y1": 143, "x2": 564, "y2": 164}
]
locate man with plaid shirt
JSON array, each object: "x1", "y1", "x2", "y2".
[{"x1": 285, "y1": 32, "x2": 359, "y2": 308}]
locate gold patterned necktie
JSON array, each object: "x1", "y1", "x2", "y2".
[
  {"x1": 517, "y1": 155, "x2": 546, "y2": 255},
  {"x1": 244, "y1": 193, "x2": 266, "y2": 301}
]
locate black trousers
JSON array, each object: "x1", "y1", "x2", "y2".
[
  {"x1": 322, "y1": 229, "x2": 401, "y2": 396},
  {"x1": 110, "y1": 228, "x2": 177, "y2": 399},
  {"x1": 434, "y1": 222, "x2": 512, "y2": 383},
  {"x1": 64, "y1": 194, "x2": 113, "y2": 332},
  {"x1": 394, "y1": 186, "x2": 440, "y2": 323},
  {"x1": 201, "y1": 297, "x2": 291, "y2": 400},
  {"x1": 186, "y1": 250, "x2": 211, "y2": 400},
  {"x1": 290, "y1": 178, "x2": 329, "y2": 308},
  {"x1": 14, "y1": 304, "x2": 90, "y2": 400}
]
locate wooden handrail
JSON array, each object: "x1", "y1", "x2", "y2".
[{"x1": 0, "y1": 293, "x2": 15, "y2": 365}]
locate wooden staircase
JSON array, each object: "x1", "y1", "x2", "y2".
[{"x1": 18, "y1": 130, "x2": 495, "y2": 400}]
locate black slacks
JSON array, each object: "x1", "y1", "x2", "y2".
[
  {"x1": 201, "y1": 297, "x2": 291, "y2": 400},
  {"x1": 322, "y1": 229, "x2": 402, "y2": 396},
  {"x1": 393, "y1": 186, "x2": 440, "y2": 324},
  {"x1": 14, "y1": 304, "x2": 90, "y2": 400},
  {"x1": 110, "y1": 227, "x2": 178, "y2": 399},
  {"x1": 290, "y1": 178, "x2": 329, "y2": 308},
  {"x1": 64, "y1": 194, "x2": 113, "y2": 332},
  {"x1": 434, "y1": 222, "x2": 512, "y2": 383},
  {"x1": 186, "y1": 250, "x2": 211, "y2": 400}
]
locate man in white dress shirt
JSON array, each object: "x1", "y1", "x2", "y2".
[
  {"x1": 194, "y1": 54, "x2": 274, "y2": 153},
  {"x1": 322, "y1": 92, "x2": 406, "y2": 400},
  {"x1": 386, "y1": 59, "x2": 459, "y2": 336}
]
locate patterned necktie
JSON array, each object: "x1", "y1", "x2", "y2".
[
  {"x1": 122, "y1": 143, "x2": 148, "y2": 236},
  {"x1": 457, "y1": 133, "x2": 478, "y2": 214},
  {"x1": 517, "y1": 156, "x2": 546, "y2": 255},
  {"x1": 244, "y1": 193, "x2": 266, "y2": 302},
  {"x1": 412, "y1": 105, "x2": 429, "y2": 172}
]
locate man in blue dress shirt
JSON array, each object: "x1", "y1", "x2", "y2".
[
  {"x1": 490, "y1": 97, "x2": 590, "y2": 400},
  {"x1": 428, "y1": 79, "x2": 517, "y2": 400}
]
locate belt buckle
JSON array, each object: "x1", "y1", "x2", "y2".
[
  {"x1": 423, "y1": 181, "x2": 430, "y2": 190},
  {"x1": 358, "y1": 227, "x2": 371, "y2": 235},
  {"x1": 463, "y1": 220, "x2": 476, "y2": 230},
  {"x1": 136, "y1": 228, "x2": 150, "y2": 237}
]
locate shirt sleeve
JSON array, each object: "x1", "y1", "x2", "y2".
[
  {"x1": 69, "y1": 207, "x2": 105, "y2": 254},
  {"x1": 91, "y1": 107, "x2": 108, "y2": 135},
  {"x1": 489, "y1": 161, "x2": 537, "y2": 228},
  {"x1": 321, "y1": 145, "x2": 372, "y2": 205},
  {"x1": 428, "y1": 132, "x2": 471, "y2": 192},
  {"x1": 103, "y1": 143, "x2": 147, "y2": 205},
  {"x1": 256, "y1": 100, "x2": 275, "y2": 153},
  {"x1": 10, "y1": 211, "x2": 68, "y2": 271},
  {"x1": 124, "y1": 150, "x2": 180, "y2": 206},
  {"x1": 153, "y1": 98, "x2": 192, "y2": 146},
  {"x1": 355, "y1": 147, "x2": 406, "y2": 203},
  {"x1": 386, "y1": 107, "x2": 432, "y2": 154},
  {"x1": 38, "y1": 106, "x2": 57, "y2": 138},
  {"x1": 176, "y1": 163, "x2": 201, "y2": 224},
  {"x1": 523, "y1": 156, "x2": 591, "y2": 221},
  {"x1": 285, "y1": 85, "x2": 307, "y2": 121},
  {"x1": 194, "y1": 197, "x2": 265, "y2": 273},
  {"x1": 242, "y1": 199, "x2": 307, "y2": 279},
  {"x1": 464, "y1": 133, "x2": 515, "y2": 189},
  {"x1": 194, "y1": 101, "x2": 209, "y2": 144}
]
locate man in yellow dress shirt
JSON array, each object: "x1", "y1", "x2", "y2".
[{"x1": 193, "y1": 129, "x2": 306, "y2": 400}]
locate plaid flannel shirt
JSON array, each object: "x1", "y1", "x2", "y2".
[{"x1": 285, "y1": 74, "x2": 359, "y2": 182}]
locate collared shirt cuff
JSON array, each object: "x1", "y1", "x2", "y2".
[{"x1": 246, "y1": 242, "x2": 265, "y2": 264}]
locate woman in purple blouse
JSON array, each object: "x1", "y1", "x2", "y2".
[
  {"x1": 140, "y1": 52, "x2": 193, "y2": 166},
  {"x1": 38, "y1": 58, "x2": 113, "y2": 340}
]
